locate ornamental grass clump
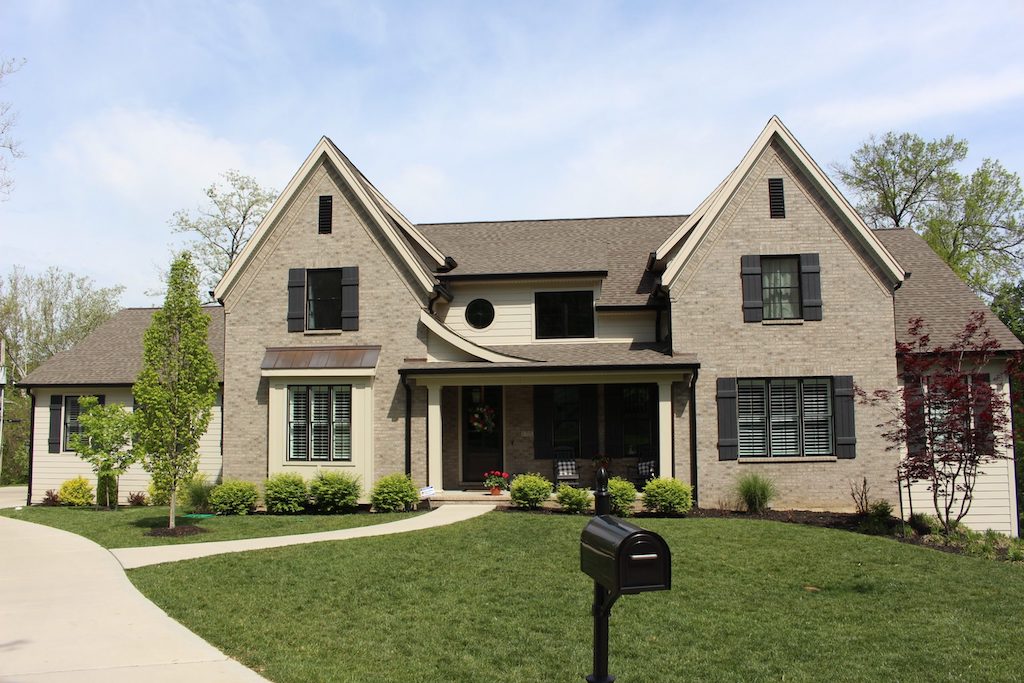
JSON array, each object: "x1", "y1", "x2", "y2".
[
  {"x1": 642, "y1": 478, "x2": 693, "y2": 516},
  {"x1": 184, "y1": 473, "x2": 216, "y2": 513},
  {"x1": 264, "y1": 473, "x2": 309, "y2": 514},
  {"x1": 58, "y1": 476, "x2": 94, "y2": 507},
  {"x1": 607, "y1": 477, "x2": 638, "y2": 516},
  {"x1": 509, "y1": 473, "x2": 553, "y2": 509},
  {"x1": 370, "y1": 473, "x2": 419, "y2": 512},
  {"x1": 209, "y1": 479, "x2": 260, "y2": 515},
  {"x1": 556, "y1": 484, "x2": 591, "y2": 514},
  {"x1": 308, "y1": 471, "x2": 361, "y2": 514},
  {"x1": 735, "y1": 472, "x2": 777, "y2": 514}
]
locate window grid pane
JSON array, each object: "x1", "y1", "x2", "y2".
[
  {"x1": 769, "y1": 380, "x2": 800, "y2": 456},
  {"x1": 762, "y1": 257, "x2": 801, "y2": 320},
  {"x1": 288, "y1": 387, "x2": 309, "y2": 460},
  {"x1": 738, "y1": 380, "x2": 767, "y2": 456},
  {"x1": 802, "y1": 379, "x2": 833, "y2": 455},
  {"x1": 737, "y1": 378, "x2": 835, "y2": 458},
  {"x1": 288, "y1": 384, "x2": 354, "y2": 462},
  {"x1": 332, "y1": 386, "x2": 352, "y2": 461},
  {"x1": 307, "y1": 270, "x2": 343, "y2": 330}
]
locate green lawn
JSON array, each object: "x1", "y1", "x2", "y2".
[
  {"x1": 0, "y1": 506, "x2": 420, "y2": 548},
  {"x1": 128, "y1": 512, "x2": 1024, "y2": 682}
]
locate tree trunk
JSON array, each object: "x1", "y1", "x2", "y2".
[{"x1": 169, "y1": 490, "x2": 177, "y2": 529}]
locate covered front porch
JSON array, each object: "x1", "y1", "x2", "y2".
[{"x1": 401, "y1": 359, "x2": 698, "y2": 493}]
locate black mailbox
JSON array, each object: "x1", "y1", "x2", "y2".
[{"x1": 580, "y1": 515, "x2": 671, "y2": 595}]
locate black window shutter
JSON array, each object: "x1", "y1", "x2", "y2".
[
  {"x1": 800, "y1": 253, "x2": 822, "y2": 321},
  {"x1": 48, "y1": 395, "x2": 63, "y2": 453},
  {"x1": 605, "y1": 384, "x2": 624, "y2": 457},
  {"x1": 741, "y1": 255, "x2": 763, "y2": 323},
  {"x1": 533, "y1": 386, "x2": 554, "y2": 459},
  {"x1": 580, "y1": 385, "x2": 598, "y2": 459},
  {"x1": 341, "y1": 266, "x2": 359, "y2": 331},
  {"x1": 716, "y1": 378, "x2": 739, "y2": 460},
  {"x1": 971, "y1": 374, "x2": 994, "y2": 456},
  {"x1": 834, "y1": 376, "x2": 856, "y2": 458},
  {"x1": 904, "y1": 376, "x2": 926, "y2": 458},
  {"x1": 287, "y1": 268, "x2": 306, "y2": 332},
  {"x1": 318, "y1": 195, "x2": 333, "y2": 234},
  {"x1": 769, "y1": 178, "x2": 785, "y2": 218}
]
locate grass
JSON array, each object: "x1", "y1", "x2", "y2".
[
  {"x1": 129, "y1": 512, "x2": 1024, "y2": 682},
  {"x1": 0, "y1": 505, "x2": 420, "y2": 548}
]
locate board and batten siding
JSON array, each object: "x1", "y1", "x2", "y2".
[
  {"x1": 438, "y1": 280, "x2": 656, "y2": 346},
  {"x1": 29, "y1": 386, "x2": 223, "y2": 505}
]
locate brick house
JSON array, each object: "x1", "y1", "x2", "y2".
[{"x1": 20, "y1": 117, "x2": 1021, "y2": 534}]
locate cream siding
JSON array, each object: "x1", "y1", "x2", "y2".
[{"x1": 29, "y1": 386, "x2": 223, "y2": 505}]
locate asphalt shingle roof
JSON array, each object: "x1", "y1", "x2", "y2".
[
  {"x1": 18, "y1": 307, "x2": 225, "y2": 387},
  {"x1": 418, "y1": 216, "x2": 687, "y2": 307},
  {"x1": 872, "y1": 228, "x2": 1022, "y2": 351}
]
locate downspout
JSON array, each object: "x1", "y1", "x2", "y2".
[
  {"x1": 689, "y1": 368, "x2": 699, "y2": 508},
  {"x1": 427, "y1": 284, "x2": 452, "y2": 315},
  {"x1": 401, "y1": 374, "x2": 412, "y2": 477},
  {"x1": 26, "y1": 389, "x2": 35, "y2": 506}
]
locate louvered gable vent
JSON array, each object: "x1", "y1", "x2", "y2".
[
  {"x1": 318, "y1": 195, "x2": 333, "y2": 234},
  {"x1": 768, "y1": 178, "x2": 785, "y2": 219}
]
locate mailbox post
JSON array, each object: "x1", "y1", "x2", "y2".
[{"x1": 580, "y1": 468, "x2": 671, "y2": 683}]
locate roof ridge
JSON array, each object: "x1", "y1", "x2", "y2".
[{"x1": 417, "y1": 213, "x2": 689, "y2": 227}]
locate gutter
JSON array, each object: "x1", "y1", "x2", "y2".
[{"x1": 689, "y1": 367, "x2": 699, "y2": 508}]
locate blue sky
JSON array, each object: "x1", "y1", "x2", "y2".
[{"x1": 2, "y1": 0, "x2": 1024, "y2": 305}]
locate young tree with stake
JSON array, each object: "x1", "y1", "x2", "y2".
[{"x1": 67, "y1": 395, "x2": 136, "y2": 509}]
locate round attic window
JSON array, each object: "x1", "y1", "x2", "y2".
[{"x1": 465, "y1": 298, "x2": 495, "y2": 329}]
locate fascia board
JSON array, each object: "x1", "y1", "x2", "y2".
[
  {"x1": 364, "y1": 181, "x2": 447, "y2": 267},
  {"x1": 653, "y1": 176, "x2": 728, "y2": 262},
  {"x1": 418, "y1": 310, "x2": 526, "y2": 363}
]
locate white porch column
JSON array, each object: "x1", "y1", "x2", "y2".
[
  {"x1": 427, "y1": 383, "x2": 443, "y2": 489},
  {"x1": 658, "y1": 380, "x2": 673, "y2": 479}
]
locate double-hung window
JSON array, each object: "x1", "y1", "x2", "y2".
[
  {"x1": 63, "y1": 396, "x2": 82, "y2": 452},
  {"x1": 535, "y1": 291, "x2": 595, "y2": 339},
  {"x1": 737, "y1": 378, "x2": 833, "y2": 457},
  {"x1": 287, "y1": 385, "x2": 352, "y2": 461},
  {"x1": 761, "y1": 257, "x2": 801, "y2": 320}
]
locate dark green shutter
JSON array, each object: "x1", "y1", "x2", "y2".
[
  {"x1": 716, "y1": 378, "x2": 738, "y2": 460},
  {"x1": 741, "y1": 255, "x2": 763, "y2": 323},
  {"x1": 834, "y1": 376, "x2": 856, "y2": 458},
  {"x1": 341, "y1": 266, "x2": 359, "y2": 331},
  {"x1": 800, "y1": 253, "x2": 822, "y2": 321},
  {"x1": 534, "y1": 386, "x2": 554, "y2": 459},
  {"x1": 580, "y1": 385, "x2": 598, "y2": 460},
  {"x1": 605, "y1": 385, "x2": 623, "y2": 457},
  {"x1": 48, "y1": 395, "x2": 63, "y2": 453},
  {"x1": 287, "y1": 268, "x2": 306, "y2": 332}
]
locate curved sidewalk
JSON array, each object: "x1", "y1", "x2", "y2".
[
  {"x1": 0, "y1": 504, "x2": 493, "y2": 682},
  {"x1": 112, "y1": 504, "x2": 494, "y2": 569}
]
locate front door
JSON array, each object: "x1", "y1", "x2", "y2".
[{"x1": 462, "y1": 386, "x2": 503, "y2": 483}]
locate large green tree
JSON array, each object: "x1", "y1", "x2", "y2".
[
  {"x1": 834, "y1": 132, "x2": 1024, "y2": 297},
  {"x1": 171, "y1": 169, "x2": 276, "y2": 293},
  {"x1": 133, "y1": 253, "x2": 218, "y2": 529},
  {"x1": 0, "y1": 56, "x2": 24, "y2": 199},
  {"x1": 67, "y1": 395, "x2": 137, "y2": 509}
]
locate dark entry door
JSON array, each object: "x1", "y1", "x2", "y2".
[{"x1": 462, "y1": 386, "x2": 503, "y2": 483}]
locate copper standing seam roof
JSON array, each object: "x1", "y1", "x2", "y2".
[{"x1": 260, "y1": 346, "x2": 381, "y2": 371}]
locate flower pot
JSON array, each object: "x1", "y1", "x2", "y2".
[{"x1": 490, "y1": 486, "x2": 502, "y2": 496}]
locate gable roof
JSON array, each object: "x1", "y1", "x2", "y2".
[
  {"x1": 655, "y1": 116, "x2": 906, "y2": 290},
  {"x1": 872, "y1": 228, "x2": 1022, "y2": 351},
  {"x1": 419, "y1": 215, "x2": 685, "y2": 306},
  {"x1": 214, "y1": 137, "x2": 444, "y2": 302},
  {"x1": 18, "y1": 307, "x2": 225, "y2": 387}
]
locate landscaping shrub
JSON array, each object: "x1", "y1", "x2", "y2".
[
  {"x1": 908, "y1": 512, "x2": 941, "y2": 536},
  {"x1": 370, "y1": 473, "x2": 418, "y2": 512},
  {"x1": 308, "y1": 471, "x2": 361, "y2": 514},
  {"x1": 58, "y1": 476, "x2": 94, "y2": 507},
  {"x1": 509, "y1": 473, "x2": 553, "y2": 509},
  {"x1": 859, "y1": 499, "x2": 895, "y2": 535},
  {"x1": 642, "y1": 478, "x2": 693, "y2": 515},
  {"x1": 607, "y1": 477, "x2": 637, "y2": 517},
  {"x1": 96, "y1": 471, "x2": 118, "y2": 508},
  {"x1": 184, "y1": 473, "x2": 216, "y2": 513},
  {"x1": 1009, "y1": 538, "x2": 1024, "y2": 563},
  {"x1": 127, "y1": 491, "x2": 148, "y2": 507},
  {"x1": 209, "y1": 479, "x2": 260, "y2": 515},
  {"x1": 148, "y1": 480, "x2": 171, "y2": 506},
  {"x1": 264, "y1": 473, "x2": 309, "y2": 514},
  {"x1": 849, "y1": 477, "x2": 871, "y2": 515},
  {"x1": 556, "y1": 484, "x2": 591, "y2": 514},
  {"x1": 735, "y1": 472, "x2": 777, "y2": 513},
  {"x1": 42, "y1": 489, "x2": 60, "y2": 506}
]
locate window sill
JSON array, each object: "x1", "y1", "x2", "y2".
[
  {"x1": 738, "y1": 456, "x2": 836, "y2": 463},
  {"x1": 761, "y1": 319, "x2": 803, "y2": 326},
  {"x1": 303, "y1": 329, "x2": 344, "y2": 336},
  {"x1": 284, "y1": 461, "x2": 356, "y2": 467}
]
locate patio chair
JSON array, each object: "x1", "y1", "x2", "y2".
[
  {"x1": 553, "y1": 447, "x2": 580, "y2": 488},
  {"x1": 629, "y1": 459, "x2": 657, "y2": 487}
]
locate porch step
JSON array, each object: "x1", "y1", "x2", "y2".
[{"x1": 426, "y1": 491, "x2": 510, "y2": 506}]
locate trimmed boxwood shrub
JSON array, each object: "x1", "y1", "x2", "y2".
[
  {"x1": 370, "y1": 473, "x2": 419, "y2": 512},
  {"x1": 642, "y1": 478, "x2": 693, "y2": 515},
  {"x1": 607, "y1": 477, "x2": 637, "y2": 516},
  {"x1": 735, "y1": 472, "x2": 777, "y2": 513},
  {"x1": 556, "y1": 484, "x2": 591, "y2": 514},
  {"x1": 308, "y1": 470, "x2": 361, "y2": 514},
  {"x1": 59, "y1": 476, "x2": 94, "y2": 507},
  {"x1": 264, "y1": 473, "x2": 309, "y2": 514},
  {"x1": 210, "y1": 479, "x2": 259, "y2": 515},
  {"x1": 510, "y1": 473, "x2": 553, "y2": 509}
]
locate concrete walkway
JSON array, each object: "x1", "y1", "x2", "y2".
[
  {"x1": 0, "y1": 486, "x2": 27, "y2": 509},
  {"x1": 113, "y1": 504, "x2": 494, "y2": 568},
  {"x1": 0, "y1": 503, "x2": 494, "y2": 682}
]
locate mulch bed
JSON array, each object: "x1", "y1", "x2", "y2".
[
  {"x1": 684, "y1": 506, "x2": 864, "y2": 532},
  {"x1": 145, "y1": 525, "x2": 209, "y2": 538}
]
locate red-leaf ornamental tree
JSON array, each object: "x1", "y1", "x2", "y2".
[{"x1": 858, "y1": 311, "x2": 1015, "y2": 535}]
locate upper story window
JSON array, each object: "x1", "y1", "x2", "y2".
[
  {"x1": 741, "y1": 254, "x2": 822, "y2": 322},
  {"x1": 535, "y1": 291, "x2": 594, "y2": 339},
  {"x1": 761, "y1": 257, "x2": 801, "y2": 320},
  {"x1": 288, "y1": 267, "x2": 359, "y2": 332},
  {"x1": 465, "y1": 298, "x2": 495, "y2": 329}
]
